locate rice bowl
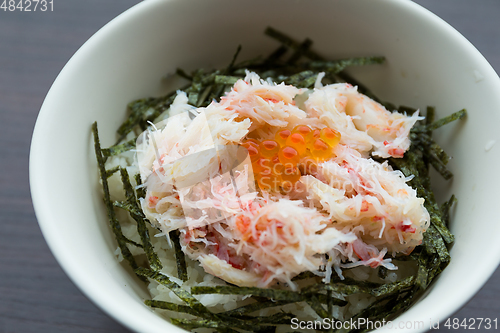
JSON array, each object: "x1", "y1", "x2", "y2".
[{"x1": 30, "y1": 1, "x2": 500, "y2": 332}]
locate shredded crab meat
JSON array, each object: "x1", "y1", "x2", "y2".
[
  {"x1": 220, "y1": 72, "x2": 306, "y2": 131},
  {"x1": 136, "y1": 72, "x2": 430, "y2": 288},
  {"x1": 298, "y1": 144, "x2": 429, "y2": 254},
  {"x1": 305, "y1": 83, "x2": 422, "y2": 158}
]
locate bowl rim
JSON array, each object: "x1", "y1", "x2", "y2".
[
  {"x1": 30, "y1": 0, "x2": 500, "y2": 332},
  {"x1": 29, "y1": 1, "x2": 179, "y2": 332}
]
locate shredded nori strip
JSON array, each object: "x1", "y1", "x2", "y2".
[
  {"x1": 284, "y1": 70, "x2": 318, "y2": 88},
  {"x1": 302, "y1": 276, "x2": 414, "y2": 298},
  {"x1": 115, "y1": 92, "x2": 179, "y2": 143},
  {"x1": 441, "y1": 194, "x2": 457, "y2": 228},
  {"x1": 192, "y1": 285, "x2": 307, "y2": 302},
  {"x1": 265, "y1": 45, "x2": 288, "y2": 64},
  {"x1": 425, "y1": 109, "x2": 466, "y2": 132},
  {"x1": 191, "y1": 285, "x2": 347, "y2": 307},
  {"x1": 350, "y1": 292, "x2": 400, "y2": 324},
  {"x1": 222, "y1": 300, "x2": 292, "y2": 316},
  {"x1": 307, "y1": 56, "x2": 385, "y2": 74},
  {"x1": 136, "y1": 267, "x2": 213, "y2": 317},
  {"x1": 92, "y1": 122, "x2": 145, "y2": 282},
  {"x1": 101, "y1": 138, "x2": 136, "y2": 157},
  {"x1": 105, "y1": 166, "x2": 120, "y2": 178},
  {"x1": 197, "y1": 85, "x2": 213, "y2": 107},
  {"x1": 119, "y1": 168, "x2": 162, "y2": 271},
  {"x1": 226, "y1": 45, "x2": 242, "y2": 74},
  {"x1": 146, "y1": 292, "x2": 295, "y2": 331},
  {"x1": 113, "y1": 199, "x2": 143, "y2": 217},
  {"x1": 176, "y1": 68, "x2": 193, "y2": 81},
  {"x1": 415, "y1": 251, "x2": 430, "y2": 290},
  {"x1": 215, "y1": 75, "x2": 240, "y2": 85},
  {"x1": 170, "y1": 230, "x2": 188, "y2": 281},
  {"x1": 306, "y1": 295, "x2": 330, "y2": 319},
  {"x1": 427, "y1": 138, "x2": 450, "y2": 165},
  {"x1": 327, "y1": 290, "x2": 334, "y2": 333},
  {"x1": 427, "y1": 151, "x2": 454, "y2": 180},
  {"x1": 117, "y1": 97, "x2": 155, "y2": 136},
  {"x1": 287, "y1": 38, "x2": 313, "y2": 65},
  {"x1": 145, "y1": 299, "x2": 200, "y2": 317},
  {"x1": 134, "y1": 174, "x2": 146, "y2": 199},
  {"x1": 264, "y1": 26, "x2": 324, "y2": 61},
  {"x1": 426, "y1": 106, "x2": 436, "y2": 126}
]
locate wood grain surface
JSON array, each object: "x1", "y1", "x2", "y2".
[{"x1": 1, "y1": 1, "x2": 498, "y2": 332}]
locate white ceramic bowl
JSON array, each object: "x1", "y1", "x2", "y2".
[{"x1": 30, "y1": 0, "x2": 500, "y2": 332}]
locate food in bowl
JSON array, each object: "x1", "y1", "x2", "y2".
[{"x1": 92, "y1": 28, "x2": 465, "y2": 331}]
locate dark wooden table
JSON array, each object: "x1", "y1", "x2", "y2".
[{"x1": 1, "y1": 1, "x2": 499, "y2": 332}]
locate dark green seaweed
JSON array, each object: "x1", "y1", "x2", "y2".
[
  {"x1": 425, "y1": 109, "x2": 466, "y2": 132},
  {"x1": 176, "y1": 68, "x2": 193, "y2": 81},
  {"x1": 136, "y1": 267, "x2": 212, "y2": 317},
  {"x1": 306, "y1": 295, "x2": 330, "y2": 319},
  {"x1": 226, "y1": 45, "x2": 242, "y2": 73},
  {"x1": 134, "y1": 174, "x2": 146, "y2": 199},
  {"x1": 415, "y1": 252, "x2": 430, "y2": 290},
  {"x1": 287, "y1": 38, "x2": 313, "y2": 65},
  {"x1": 264, "y1": 26, "x2": 324, "y2": 61},
  {"x1": 102, "y1": 138, "x2": 136, "y2": 157},
  {"x1": 264, "y1": 45, "x2": 288, "y2": 64},
  {"x1": 119, "y1": 168, "x2": 162, "y2": 271},
  {"x1": 222, "y1": 300, "x2": 292, "y2": 316},
  {"x1": 170, "y1": 230, "x2": 188, "y2": 281},
  {"x1": 327, "y1": 290, "x2": 334, "y2": 333},
  {"x1": 426, "y1": 106, "x2": 436, "y2": 126},
  {"x1": 113, "y1": 199, "x2": 143, "y2": 218},
  {"x1": 307, "y1": 56, "x2": 385, "y2": 74},
  {"x1": 192, "y1": 285, "x2": 307, "y2": 302},
  {"x1": 284, "y1": 70, "x2": 318, "y2": 88},
  {"x1": 441, "y1": 194, "x2": 457, "y2": 228},
  {"x1": 302, "y1": 276, "x2": 414, "y2": 298},
  {"x1": 214, "y1": 75, "x2": 240, "y2": 85},
  {"x1": 145, "y1": 299, "x2": 200, "y2": 317},
  {"x1": 105, "y1": 166, "x2": 120, "y2": 178},
  {"x1": 192, "y1": 285, "x2": 347, "y2": 308},
  {"x1": 92, "y1": 122, "x2": 145, "y2": 282}
]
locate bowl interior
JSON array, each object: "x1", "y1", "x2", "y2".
[{"x1": 30, "y1": 0, "x2": 500, "y2": 332}]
